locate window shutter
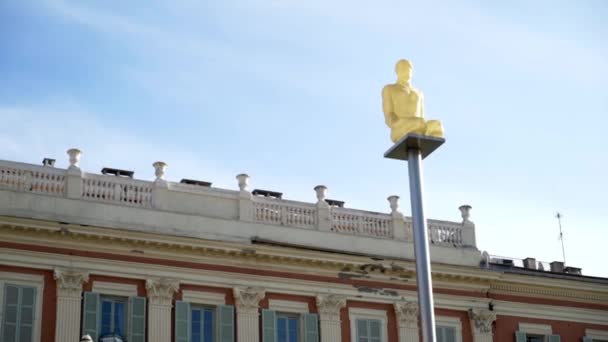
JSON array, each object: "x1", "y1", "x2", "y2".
[
  {"x1": 82, "y1": 292, "x2": 100, "y2": 341},
  {"x1": 548, "y1": 335, "x2": 561, "y2": 342},
  {"x1": 515, "y1": 331, "x2": 527, "y2": 342},
  {"x1": 128, "y1": 296, "x2": 147, "y2": 342},
  {"x1": 303, "y1": 313, "x2": 319, "y2": 342},
  {"x1": 262, "y1": 309, "x2": 277, "y2": 342},
  {"x1": 582, "y1": 338, "x2": 594, "y2": 342},
  {"x1": 217, "y1": 304, "x2": 235, "y2": 342},
  {"x1": 19, "y1": 286, "x2": 36, "y2": 342},
  {"x1": 175, "y1": 301, "x2": 190, "y2": 342}
]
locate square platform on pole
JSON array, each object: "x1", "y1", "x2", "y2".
[{"x1": 383, "y1": 133, "x2": 445, "y2": 161}]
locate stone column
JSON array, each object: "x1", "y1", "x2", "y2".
[
  {"x1": 146, "y1": 278, "x2": 180, "y2": 342},
  {"x1": 394, "y1": 301, "x2": 419, "y2": 342},
  {"x1": 54, "y1": 268, "x2": 89, "y2": 342},
  {"x1": 234, "y1": 287, "x2": 265, "y2": 342},
  {"x1": 316, "y1": 295, "x2": 346, "y2": 342},
  {"x1": 468, "y1": 308, "x2": 496, "y2": 342}
]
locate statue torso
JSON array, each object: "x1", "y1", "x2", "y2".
[{"x1": 385, "y1": 84, "x2": 422, "y2": 118}]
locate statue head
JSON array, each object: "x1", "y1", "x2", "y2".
[{"x1": 395, "y1": 59, "x2": 413, "y2": 83}]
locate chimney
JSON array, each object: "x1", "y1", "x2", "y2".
[
  {"x1": 523, "y1": 257, "x2": 537, "y2": 270},
  {"x1": 564, "y1": 266, "x2": 582, "y2": 275},
  {"x1": 550, "y1": 261, "x2": 565, "y2": 273},
  {"x1": 42, "y1": 158, "x2": 56, "y2": 167}
]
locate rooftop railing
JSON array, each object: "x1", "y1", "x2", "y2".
[{"x1": 0, "y1": 149, "x2": 477, "y2": 248}]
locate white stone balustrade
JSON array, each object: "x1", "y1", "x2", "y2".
[{"x1": 0, "y1": 155, "x2": 481, "y2": 265}]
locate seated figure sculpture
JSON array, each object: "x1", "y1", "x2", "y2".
[{"x1": 382, "y1": 59, "x2": 444, "y2": 142}]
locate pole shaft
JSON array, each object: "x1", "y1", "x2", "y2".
[{"x1": 407, "y1": 148, "x2": 437, "y2": 342}]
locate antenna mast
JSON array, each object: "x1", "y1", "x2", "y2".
[{"x1": 556, "y1": 212, "x2": 566, "y2": 265}]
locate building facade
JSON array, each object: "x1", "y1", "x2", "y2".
[{"x1": 0, "y1": 150, "x2": 607, "y2": 342}]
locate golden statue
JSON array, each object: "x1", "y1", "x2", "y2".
[{"x1": 382, "y1": 59, "x2": 444, "y2": 142}]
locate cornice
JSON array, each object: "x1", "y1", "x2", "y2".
[{"x1": 2, "y1": 217, "x2": 606, "y2": 306}]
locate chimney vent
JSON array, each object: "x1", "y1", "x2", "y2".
[
  {"x1": 550, "y1": 261, "x2": 565, "y2": 273},
  {"x1": 252, "y1": 189, "x2": 283, "y2": 199},
  {"x1": 325, "y1": 199, "x2": 345, "y2": 208},
  {"x1": 564, "y1": 266, "x2": 582, "y2": 275},
  {"x1": 523, "y1": 257, "x2": 537, "y2": 270},
  {"x1": 101, "y1": 167, "x2": 134, "y2": 178},
  {"x1": 42, "y1": 158, "x2": 56, "y2": 167},
  {"x1": 180, "y1": 179, "x2": 212, "y2": 187}
]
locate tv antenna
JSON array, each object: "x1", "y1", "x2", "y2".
[{"x1": 555, "y1": 212, "x2": 566, "y2": 264}]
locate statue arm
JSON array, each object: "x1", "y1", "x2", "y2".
[{"x1": 382, "y1": 86, "x2": 396, "y2": 127}]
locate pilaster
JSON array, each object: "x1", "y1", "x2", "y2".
[
  {"x1": 394, "y1": 301, "x2": 419, "y2": 342},
  {"x1": 316, "y1": 295, "x2": 347, "y2": 342},
  {"x1": 234, "y1": 287, "x2": 266, "y2": 342},
  {"x1": 146, "y1": 278, "x2": 179, "y2": 342},
  {"x1": 469, "y1": 308, "x2": 496, "y2": 342},
  {"x1": 54, "y1": 268, "x2": 89, "y2": 342}
]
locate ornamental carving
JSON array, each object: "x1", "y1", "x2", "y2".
[
  {"x1": 316, "y1": 295, "x2": 346, "y2": 321},
  {"x1": 394, "y1": 301, "x2": 418, "y2": 328},
  {"x1": 54, "y1": 268, "x2": 89, "y2": 298},
  {"x1": 233, "y1": 287, "x2": 265, "y2": 314},
  {"x1": 468, "y1": 308, "x2": 496, "y2": 334},
  {"x1": 146, "y1": 278, "x2": 179, "y2": 306}
]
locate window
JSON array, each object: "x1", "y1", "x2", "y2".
[
  {"x1": 0, "y1": 273, "x2": 43, "y2": 342},
  {"x1": 100, "y1": 296, "x2": 127, "y2": 337},
  {"x1": 516, "y1": 323, "x2": 560, "y2": 342},
  {"x1": 435, "y1": 316, "x2": 462, "y2": 342},
  {"x1": 175, "y1": 295, "x2": 234, "y2": 342},
  {"x1": 356, "y1": 318, "x2": 381, "y2": 342},
  {"x1": 191, "y1": 305, "x2": 214, "y2": 342},
  {"x1": 436, "y1": 325, "x2": 457, "y2": 342},
  {"x1": 585, "y1": 329, "x2": 608, "y2": 342},
  {"x1": 348, "y1": 307, "x2": 387, "y2": 342},
  {"x1": 277, "y1": 314, "x2": 299, "y2": 342},
  {"x1": 1, "y1": 284, "x2": 36, "y2": 342},
  {"x1": 81, "y1": 291, "x2": 147, "y2": 342},
  {"x1": 262, "y1": 309, "x2": 318, "y2": 342}
]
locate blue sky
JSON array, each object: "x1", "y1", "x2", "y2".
[{"x1": 1, "y1": 0, "x2": 607, "y2": 276}]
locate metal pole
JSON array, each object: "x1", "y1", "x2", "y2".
[{"x1": 407, "y1": 147, "x2": 437, "y2": 342}]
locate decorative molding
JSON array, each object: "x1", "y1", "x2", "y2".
[
  {"x1": 585, "y1": 329, "x2": 608, "y2": 339},
  {"x1": 182, "y1": 290, "x2": 225, "y2": 306},
  {"x1": 54, "y1": 268, "x2": 89, "y2": 298},
  {"x1": 494, "y1": 300, "x2": 608, "y2": 326},
  {"x1": 394, "y1": 301, "x2": 418, "y2": 328},
  {"x1": 468, "y1": 308, "x2": 496, "y2": 334},
  {"x1": 233, "y1": 287, "x2": 265, "y2": 314},
  {"x1": 269, "y1": 299, "x2": 309, "y2": 314},
  {"x1": 92, "y1": 281, "x2": 137, "y2": 297},
  {"x1": 518, "y1": 322, "x2": 552, "y2": 336},
  {"x1": 146, "y1": 278, "x2": 179, "y2": 306},
  {"x1": 489, "y1": 281, "x2": 608, "y2": 304},
  {"x1": 316, "y1": 295, "x2": 347, "y2": 321}
]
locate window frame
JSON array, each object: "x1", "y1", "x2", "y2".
[
  {"x1": 90, "y1": 281, "x2": 139, "y2": 340},
  {"x1": 269, "y1": 299, "x2": 310, "y2": 342},
  {"x1": 435, "y1": 316, "x2": 463, "y2": 342},
  {"x1": 180, "y1": 290, "x2": 227, "y2": 341},
  {"x1": 99, "y1": 295, "x2": 128, "y2": 338},
  {"x1": 586, "y1": 329, "x2": 608, "y2": 341},
  {"x1": 518, "y1": 322, "x2": 552, "y2": 341},
  {"x1": 190, "y1": 303, "x2": 216, "y2": 342},
  {"x1": 348, "y1": 307, "x2": 388, "y2": 342},
  {"x1": 0, "y1": 272, "x2": 44, "y2": 342}
]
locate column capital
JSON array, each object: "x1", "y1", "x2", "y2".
[
  {"x1": 394, "y1": 301, "x2": 418, "y2": 328},
  {"x1": 316, "y1": 295, "x2": 346, "y2": 321},
  {"x1": 233, "y1": 287, "x2": 265, "y2": 314},
  {"x1": 146, "y1": 278, "x2": 179, "y2": 306},
  {"x1": 54, "y1": 268, "x2": 89, "y2": 298},
  {"x1": 468, "y1": 308, "x2": 496, "y2": 334}
]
